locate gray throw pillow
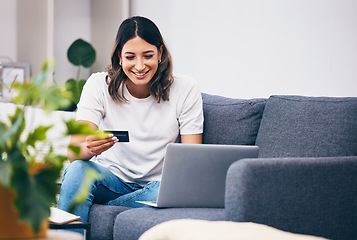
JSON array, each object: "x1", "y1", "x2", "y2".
[
  {"x1": 255, "y1": 95, "x2": 357, "y2": 158},
  {"x1": 202, "y1": 93, "x2": 266, "y2": 145}
]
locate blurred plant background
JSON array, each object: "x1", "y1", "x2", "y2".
[{"x1": 63, "y1": 39, "x2": 96, "y2": 111}]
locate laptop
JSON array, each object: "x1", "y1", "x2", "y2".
[{"x1": 137, "y1": 143, "x2": 259, "y2": 208}]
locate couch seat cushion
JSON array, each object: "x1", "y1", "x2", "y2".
[
  {"x1": 202, "y1": 93, "x2": 266, "y2": 145},
  {"x1": 256, "y1": 95, "x2": 357, "y2": 157},
  {"x1": 113, "y1": 207, "x2": 225, "y2": 240},
  {"x1": 88, "y1": 204, "x2": 130, "y2": 240}
]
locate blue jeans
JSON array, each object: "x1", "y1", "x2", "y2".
[{"x1": 57, "y1": 160, "x2": 160, "y2": 224}]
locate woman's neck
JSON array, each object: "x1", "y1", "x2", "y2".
[{"x1": 125, "y1": 81, "x2": 151, "y2": 99}]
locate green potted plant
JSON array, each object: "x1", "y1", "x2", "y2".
[
  {"x1": 0, "y1": 60, "x2": 101, "y2": 238},
  {"x1": 64, "y1": 38, "x2": 96, "y2": 111}
]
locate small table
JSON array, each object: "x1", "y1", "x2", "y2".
[{"x1": 49, "y1": 221, "x2": 90, "y2": 240}]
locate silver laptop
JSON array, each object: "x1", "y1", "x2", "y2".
[{"x1": 137, "y1": 143, "x2": 259, "y2": 208}]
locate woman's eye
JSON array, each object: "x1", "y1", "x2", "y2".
[
  {"x1": 125, "y1": 56, "x2": 134, "y2": 60},
  {"x1": 144, "y1": 55, "x2": 154, "y2": 59}
]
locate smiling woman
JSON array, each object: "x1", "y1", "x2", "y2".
[
  {"x1": 57, "y1": 16, "x2": 203, "y2": 234},
  {"x1": 107, "y1": 16, "x2": 173, "y2": 103}
]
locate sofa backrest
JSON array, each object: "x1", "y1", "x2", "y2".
[
  {"x1": 202, "y1": 93, "x2": 266, "y2": 145},
  {"x1": 255, "y1": 95, "x2": 357, "y2": 158}
]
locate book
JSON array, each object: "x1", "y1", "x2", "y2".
[{"x1": 48, "y1": 207, "x2": 81, "y2": 225}]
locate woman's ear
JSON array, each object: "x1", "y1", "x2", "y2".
[
  {"x1": 159, "y1": 45, "x2": 163, "y2": 60},
  {"x1": 118, "y1": 51, "x2": 122, "y2": 65}
]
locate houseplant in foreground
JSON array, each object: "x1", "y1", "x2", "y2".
[{"x1": 0, "y1": 60, "x2": 102, "y2": 238}]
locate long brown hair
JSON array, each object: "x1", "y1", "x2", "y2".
[{"x1": 106, "y1": 16, "x2": 173, "y2": 103}]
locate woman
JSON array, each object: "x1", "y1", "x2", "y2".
[{"x1": 58, "y1": 16, "x2": 203, "y2": 224}]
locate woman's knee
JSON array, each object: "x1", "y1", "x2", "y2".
[
  {"x1": 143, "y1": 181, "x2": 160, "y2": 198},
  {"x1": 66, "y1": 159, "x2": 89, "y2": 171},
  {"x1": 62, "y1": 160, "x2": 91, "y2": 183},
  {"x1": 145, "y1": 181, "x2": 160, "y2": 191}
]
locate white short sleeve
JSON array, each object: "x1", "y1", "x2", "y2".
[
  {"x1": 175, "y1": 75, "x2": 204, "y2": 135},
  {"x1": 76, "y1": 73, "x2": 107, "y2": 126}
]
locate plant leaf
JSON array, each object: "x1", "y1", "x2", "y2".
[
  {"x1": 0, "y1": 122, "x2": 9, "y2": 152},
  {"x1": 64, "y1": 78, "x2": 87, "y2": 110},
  {"x1": 64, "y1": 119, "x2": 107, "y2": 138},
  {"x1": 68, "y1": 145, "x2": 81, "y2": 158},
  {"x1": 13, "y1": 82, "x2": 41, "y2": 106},
  {"x1": 0, "y1": 160, "x2": 12, "y2": 187},
  {"x1": 9, "y1": 141, "x2": 63, "y2": 234},
  {"x1": 43, "y1": 146, "x2": 68, "y2": 170},
  {"x1": 43, "y1": 85, "x2": 73, "y2": 112},
  {"x1": 12, "y1": 164, "x2": 61, "y2": 233},
  {"x1": 34, "y1": 60, "x2": 56, "y2": 87},
  {"x1": 0, "y1": 108, "x2": 25, "y2": 152},
  {"x1": 26, "y1": 125, "x2": 53, "y2": 148},
  {"x1": 65, "y1": 78, "x2": 78, "y2": 102},
  {"x1": 67, "y1": 39, "x2": 96, "y2": 68},
  {"x1": 76, "y1": 79, "x2": 87, "y2": 104}
]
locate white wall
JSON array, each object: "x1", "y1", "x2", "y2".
[
  {"x1": 17, "y1": 0, "x2": 50, "y2": 76},
  {"x1": 0, "y1": 0, "x2": 17, "y2": 62},
  {"x1": 54, "y1": 0, "x2": 91, "y2": 83},
  {"x1": 131, "y1": 0, "x2": 357, "y2": 98},
  {"x1": 0, "y1": 0, "x2": 91, "y2": 79},
  {"x1": 0, "y1": 0, "x2": 128, "y2": 83},
  {"x1": 1, "y1": 0, "x2": 356, "y2": 98},
  {"x1": 54, "y1": 0, "x2": 130, "y2": 82},
  {"x1": 91, "y1": 0, "x2": 130, "y2": 73}
]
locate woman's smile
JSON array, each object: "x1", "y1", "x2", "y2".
[{"x1": 132, "y1": 70, "x2": 150, "y2": 79}]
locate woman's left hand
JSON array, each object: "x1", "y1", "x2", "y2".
[{"x1": 84, "y1": 134, "x2": 118, "y2": 156}]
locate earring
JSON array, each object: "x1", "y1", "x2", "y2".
[{"x1": 158, "y1": 59, "x2": 162, "y2": 64}]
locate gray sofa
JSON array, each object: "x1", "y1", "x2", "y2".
[{"x1": 88, "y1": 94, "x2": 357, "y2": 240}]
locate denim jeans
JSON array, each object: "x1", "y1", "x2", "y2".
[{"x1": 57, "y1": 160, "x2": 160, "y2": 224}]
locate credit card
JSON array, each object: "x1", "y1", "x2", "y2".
[{"x1": 109, "y1": 130, "x2": 130, "y2": 142}]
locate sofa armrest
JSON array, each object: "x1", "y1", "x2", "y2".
[{"x1": 225, "y1": 156, "x2": 357, "y2": 240}]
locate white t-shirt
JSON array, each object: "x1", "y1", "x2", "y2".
[{"x1": 76, "y1": 72, "x2": 204, "y2": 185}]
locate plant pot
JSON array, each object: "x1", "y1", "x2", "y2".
[{"x1": 0, "y1": 184, "x2": 48, "y2": 239}]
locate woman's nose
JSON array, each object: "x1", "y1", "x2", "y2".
[{"x1": 135, "y1": 59, "x2": 145, "y2": 71}]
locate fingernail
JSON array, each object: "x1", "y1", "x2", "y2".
[{"x1": 108, "y1": 134, "x2": 114, "y2": 137}]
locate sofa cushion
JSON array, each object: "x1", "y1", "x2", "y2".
[
  {"x1": 202, "y1": 93, "x2": 266, "y2": 145},
  {"x1": 113, "y1": 207, "x2": 225, "y2": 240},
  {"x1": 88, "y1": 204, "x2": 130, "y2": 240},
  {"x1": 255, "y1": 95, "x2": 357, "y2": 157}
]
